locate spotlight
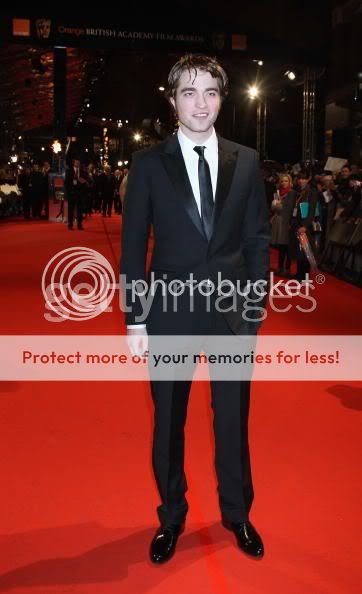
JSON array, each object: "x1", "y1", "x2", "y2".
[
  {"x1": 247, "y1": 85, "x2": 259, "y2": 99},
  {"x1": 51, "y1": 140, "x2": 61, "y2": 154}
]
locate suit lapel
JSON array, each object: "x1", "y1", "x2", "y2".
[
  {"x1": 160, "y1": 134, "x2": 205, "y2": 238},
  {"x1": 212, "y1": 136, "x2": 238, "y2": 234},
  {"x1": 159, "y1": 133, "x2": 238, "y2": 241}
]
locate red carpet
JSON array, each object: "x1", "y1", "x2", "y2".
[{"x1": 0, "y1": 214, "x2": 361, "y2": 594}]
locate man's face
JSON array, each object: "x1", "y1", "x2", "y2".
[
  {"x1": 322, "y1": 175, "x2": 332, "y2": 188},
  {"x1": 170, "y1": 69, "x2": 222, "y2": 139},
  {"x1": 298, "y1": 177, "x2": 309, "y2": 189},
  {"x1": 341, "y1": 167, "x2": 351, "y2": 179},
  {"x1": 73, "y1": 160, "x2": 80, "y2": 169}
]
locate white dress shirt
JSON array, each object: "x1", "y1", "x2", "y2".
[{"x1": 127, "y1": 127, "x2": 219, "y2": 329}]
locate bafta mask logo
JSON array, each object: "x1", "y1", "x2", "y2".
[
  {"x1": 212, "y1": 32, "x2": 225, "y2": 51},
  {"x1": 36, "y1": 19, "x2": 51, "y2": 39}
]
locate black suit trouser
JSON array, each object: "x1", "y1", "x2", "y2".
[
  {"x1": 149, "y1": 311, "x2": 254, "y2": 526},
  {"x1": 67, "y1": 194, "x2": 84, "y2": 227}
]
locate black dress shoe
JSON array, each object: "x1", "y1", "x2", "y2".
[
  {"x1": 150, "y1": 523, "x2": 184, "y2": 564},
  {"x1": 222, "y1": 519, "x2": 264, "y2": 558},
  {"x1": 77, "y1": 225, "x2": 84, "y2": 230}
]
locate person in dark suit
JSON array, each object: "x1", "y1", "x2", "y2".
[
  {"x1": 41, "y1": 161, "x2": 51, "y2": 220},
  {"x1": 29, "y1": 163, "x2": 44, "y2": 218},
  {"x1": 100, "y1": 165, "x2": 116, "y2": 217},
  {"x1": 18, "y1": 166, "x2": 32, "y2": 219},
  {"x1": 121, "y1": 54, "x2": 270, "y2": 564},
  {"x1": 113, "y1": 168, "x2": 123, "y2": 214},
  {"x1": 65, "y1": 158, "x2": 86, "y2": 230}
]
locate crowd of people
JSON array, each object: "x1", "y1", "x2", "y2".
[
  {"x1": 265, "y1": 164, "x2": 362, "y2": 282},
  {"x1": 0, "y1": 162, "x2": 50, "y2": 219},
  {"x1": 0, "y1": 159, "x2": 129, "y2": 225},
  {"x1": 1, "y1": 155, "x2": 361, "y2": 284},
  {"x1": 64, "y1": 159, "x2": 128, "y2": 230}
]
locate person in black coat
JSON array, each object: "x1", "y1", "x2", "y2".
[
  {"x1": 29, "y1": 163, "x2": 44, "y2": 218},
  {"x1": 100, "y1": 165, "x2": 115, "y2": 217},
  {"x1": 64, "y1": 158, "x2": 87, "y2": 230},
  {"x1": 121, "y1": 54, "x2": 270, "y2": 564},
  {"x1": 18, "y1": 167, "x2": 32, "y2": 219},
  {"x1": 289, "y1": 172, "x2": 318, "y2": 280},
  {"x1": 270, "y1": 173, "x2": 296, "y2": 275},
  {"x1": 113, "y1": 168, "x2": 123, "y2": 214}
]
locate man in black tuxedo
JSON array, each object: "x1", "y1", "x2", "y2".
[
  {"x1": 100, "y1": 165, "x2": 116, "y2": 217},
  {"x1": 113, "y1": 168, "x2": 123, "y2": 214},
  {"x1": 65, "y1": 158, "x2": 86, "y2": 230},
  {"x1": 121, "y1": 55, "x2": 270, "y2": 564}
]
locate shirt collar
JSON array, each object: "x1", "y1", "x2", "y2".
[{"x1": 177, "y1": 127, "x2": 218, "y2": 156}]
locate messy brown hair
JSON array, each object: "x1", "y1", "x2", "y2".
[{"x1": 166, "y1": 54, "x2": 229, "y2": 101}]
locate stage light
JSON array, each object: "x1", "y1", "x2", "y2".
[
  {"x1": 51, "y1": 140, "x2": 61, "y2": 154},
  {"x1": 133, "y1": 133, "x2": 142, "y2": 142},
  {"x1": 285, "y1": 70, "x2": 296, "y2": 80},
  {"x1": 247, "y1": 85, "x2": 259, "y2": 99}
]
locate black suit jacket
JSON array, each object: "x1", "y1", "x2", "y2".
[
  {"x1": 65, "y1": 167, "x2": 87, "y2": 198},
  {"x1": 121, "y1": 133, "x2": 270, "y2": 334},
  {"x1": 98, "y1": 172, "x2": 116, "y2": 199}
]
